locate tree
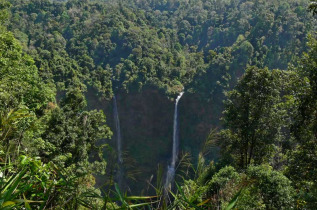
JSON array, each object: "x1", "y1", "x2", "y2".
[
  {"x1": 309, "y1": 0, "x2": 317, "y2": 15},
  {"x1": 27, "y1": 87, "x2": 112, "y2": 176},
  {"x1": 288, "y1": 37, "x2": 317, "y2": 180},
  {"x1": 0, "y1": 0, "x2": 10, "y2": 26},
  {"x1": 220, "y1": 66, "x2": 282, "y2": 168},
  {"x1": 0, "y1": 31, "x2": 55, "y2": 113},
  {"x1": 286, "y1": 37, "x2": 317, "y2": 208},
  {"x1": 237, "y1": 165, "x2": 295, "y2": 209}
]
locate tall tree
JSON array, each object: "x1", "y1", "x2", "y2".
[
  {"x1": 220, "y1": 66, "x2": 282, "y2": 168},
  {"x1": 288, "y1": 38, "x2": 317, "y2": 179},
  {"x1": 310, "y1": 0, "x2": 317, "y2": 15},
  {"x1": 32, "y1": 87, "x2": 112, "y2": 175}
]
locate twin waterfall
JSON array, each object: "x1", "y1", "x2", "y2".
[
  {"x1": 164, "y1": 91, "x2": 184, "y2": 193},
  {"x1": 113, "y1": 92, "x2": 185, "y2": 193}
]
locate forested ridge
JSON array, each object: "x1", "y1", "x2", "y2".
[
  {"x1": 7, "y1": 0, "x2": 315, "y2": 98},
  {"x1": 0, "y1": 0, "x2": 317, "y2": 209}
]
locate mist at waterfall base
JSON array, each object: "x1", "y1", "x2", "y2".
[{"x1": 164, "y1": 92, "x2": 184, "y2": 193}]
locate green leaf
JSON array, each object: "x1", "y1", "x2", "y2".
[
  {"x1": 2, "y1": 200, "x2": 16, "y2": 207},
  {"x1": 225, "y1": 188, "x2": 243, "y2": 210}
]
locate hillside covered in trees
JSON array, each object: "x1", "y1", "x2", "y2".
[{"x1": 0, "y1": 0, "x2": 317, "y2": 209}]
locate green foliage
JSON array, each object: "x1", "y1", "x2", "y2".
[
  {"x1": 309, "y1": 0, "x2": 317, "y2": 15},
  {"x1": 237, "y1": 165, "x2": 295, "y2": 209},
  {"x1": 172, "y1": 163, "x2": 295, "y2": 209},
  {"x1": 0, "y1": 30, "x2": 55, "y2": 113},
  {"x1": 0, "y1": 0, "x2": 316, "y2": 209},
  {"x1": 0, "y1": 155, "x2": 101, "y2": 209},
  {"x1": 8, "y1": 0, "x2": 315, "y2": 100},
  {"x1": 0, "y1": 155, "x2": 54, "y2": 209},
  {"x1": 25, "y1": 87, "x2": 112, "y2": 176},
  {"x1": 0, "y1": 0, "x2": 10, "y2": 26},
  {"x1": 220, "y1": 67, "x2": 282, "y2": 168},
  {"x1": 0, "y1": 153, "x2": 114, "y2": 209},
  {"x1": 0, "y1": 107, "x2": 104, "y2": 209},
  {"x1": 207, "y1": 166, "x2": 240, "y2": 195},
  {"x1": 0, "y1": 4, "x2": 114, "y2": 208},
  {"x1": 285, "y1": 36, "x2": 317, "y2": 209}
]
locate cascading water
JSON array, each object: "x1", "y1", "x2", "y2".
[
  {"x1": 164, "y1": 91, "x2": 184, "y2": 193},
  {"x1": 113, "y1": 95, "x2": 124, "y2": 191},
  {"x1": 113, "y1": 95, "x2": 123, "y2": 163}
]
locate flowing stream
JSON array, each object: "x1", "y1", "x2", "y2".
[{"x1": 164, "y1": 91, "x2": 184, "y2": 193}]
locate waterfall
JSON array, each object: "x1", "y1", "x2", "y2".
[
  {"x1": 164, "y1": 91, "x2": 184, "y2": 193},
  {"x1": 113, "y1": 95, "x2": 123, "y2": 163},
  {"x1": 113, "y1": 95, "x2": 124, "y2": 191}
]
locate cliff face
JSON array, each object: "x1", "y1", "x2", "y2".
[{"x1": 86, "y1": 87, "x2": 223, "y2": 194}]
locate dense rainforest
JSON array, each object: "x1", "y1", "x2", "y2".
[{"x1": 0, "y1": 0, "x2": 317, "y2": 209}]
